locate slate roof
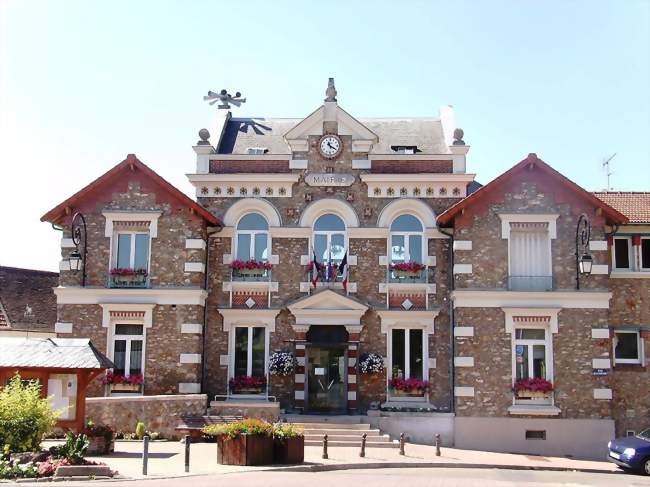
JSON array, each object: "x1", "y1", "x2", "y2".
[
  {"x1": 593, "y1": 192, "x2": 650, "y2": 224},
  {"x1": 0, "y1": 337, "x2": 114, "y2": 369},
  {"x1": 0, "y1": 266, "x2": 58, "y2": 331},
  {"x1": 218, "y1": 117, "x2": 447, "y2": 155}
]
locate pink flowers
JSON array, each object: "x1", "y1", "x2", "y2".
[
  {"x1": 513, "y1": 378, "x2": 553, "y2": 394},
  {"x1": 390, "y1": 262, "x2": 425, "y2": 273},
  {"x1": 230, "y1": 260, "x2": 273, "y2": 271},
  {"x1": 388, "y1": 378, "x2": 430, "y2": 392},
  {"x1": 229, "y1": 375, "x2": 267, "y2": 391},
  {"x1": 101, "y1": 371, "x2": 144, "y2": 385},
  {"x1": 110, "y1": 268, "x2": 147, "y2": 276}
]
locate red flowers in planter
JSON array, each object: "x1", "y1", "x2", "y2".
[
  {"x1": 389, "y1": 262, "x2": 425, "y2": 273},
  {"x1": 101, "y1": 371, "x2": 144, "y2": 385},
  {"x1": 512, "y1": 378, "x2": 553, "y2": 394},
  {"x1": 110, "y1": 268, "x2": 148, "y2": 276},
  {"x1": 230, "y1": 260, "x2": 273, "y2": 271},
  {"x1": 229, "y1": 375, "x2": 267, "y2": 391},
  {"x1": 388, "y1": 378, "x2": 430, "y2": 392}
]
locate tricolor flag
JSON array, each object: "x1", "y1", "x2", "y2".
[
  {"x1": 338, "y1": 252, "x2": 349, "y2": 292},
  {"x1": 310, "y1": 248, "x2": 320, "y2": 288}
]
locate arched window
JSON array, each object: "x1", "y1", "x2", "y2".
[
  {"x1": 313, "y1": 214, "x2": 346, "y2": 265},
  {"x1": 236, "y1": 213, "x2": 269, "y2": 262},
  {"x1": 390, "y1": 214, "x2": 423, "y2": 264}
]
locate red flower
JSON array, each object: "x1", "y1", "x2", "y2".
[
  {"x1": 390, "y1": 262, "x2": 425, "y2": 273},
  {"x1": 513, "y1": 378, "x2": 553, "y2": 394},
  {"x1": 229, "y1": 375, "x2": 267, "y2": 390},
  {"x1": 388, "y1": 378, "x2": 430, "y2": 392},
  {"x1": 110, "y1": 268, "x2": 148, "y2": 276},
  {"x1": 102, "y1": 371, "x2": 144, "y2": 385},
  {"x1": 230, "y1": 260, "x2": 273, "y2": 271}
]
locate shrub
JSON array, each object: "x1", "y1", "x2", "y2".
[
  {"x1": 358, "y1": 353, "x2": 385, "y2": 374},
  {"x1": 135, "y1": 422, "x2": 146, "y2": 440},
  {"x1": 0, "y1": 459, "x2": 38, "y2": 479},
  {"x1": 272, "y1": 423, "x2": 303, "y2": 442},
  {"x1": 49, "y1": 432, "x2": 88, "y2": 465},
  {"x1": 268, "y1": 352, "x2": 296, "y2": 376},
  {"x1": 0, "y1": 374, "x2": 58, "y2": 455},
  {"x1": 202, "y1": 419, "x2": 273, "y2": 439},
  {"x1": 84, "y1": 420, "x2": 114, "y2": 442}
]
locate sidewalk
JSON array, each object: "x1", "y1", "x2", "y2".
[{"x1": 52, "y1": 440, "x2": 619, "y2": 479}]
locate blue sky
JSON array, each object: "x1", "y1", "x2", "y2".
[{"x1": 1, "y1": 0, "x2": 648, "y2": 271}]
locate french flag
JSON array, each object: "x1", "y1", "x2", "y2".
[
  {"x1": 338, "y1": 252, "x2": 349, "y2": 292},
  {"x1": 311, "y1": 249, "x2": 320, "y2": 288}
]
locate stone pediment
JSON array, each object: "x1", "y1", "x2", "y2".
[
  {"x1": 287, "y1": 289, "x2": 368, "y2": 326},
  {"x1": 284, "y1": 103, "x2": 378, "y2": 153}
]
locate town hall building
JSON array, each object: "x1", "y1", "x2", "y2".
[{"x1": 41, "y1": 80, "x2": 650, "y2": 458}]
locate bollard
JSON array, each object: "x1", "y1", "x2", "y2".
[
  {"x1": 435, "y1": 433, "x2": 441, "y2": 457},
  {"x1": 142, "y1": 434, "x2": 150, "y2": 476},
  {"x1": 399, "y1": 432, "x2": 405, "y2": 456},
  {"x1": 359, "y1": 433, "x2": 367, "y2": 458},
  {"x1": 322, "y1": 434, "x2": 329, "y2": 459},
  {"x1": 184, "y1": 435, "x2": 191, "y2": 472}
]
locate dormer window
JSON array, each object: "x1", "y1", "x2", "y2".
[
  {"x1": 247, "y1": 147, "x2": 268, "y2": 155},
  {"x1": 391, "y1": 145, "x2": 418, "y2": 154}
]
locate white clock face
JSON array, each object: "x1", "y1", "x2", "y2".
[{"x1": 319, "y1": 135, "x2": 341, "y2": 158}]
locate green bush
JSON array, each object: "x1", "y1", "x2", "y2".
[
  {"x1": 0, "y1": 375, "x2": 58, "y2": 455},
  {"x1": 50, "y1": 432, "x2": 89, "y2": 465},
  {"x1": 135, "y1": 421, "x2": 146, "y2": 440},
  {"x1": 202, "y1": 419, "x2": 273, "y2": 439}
]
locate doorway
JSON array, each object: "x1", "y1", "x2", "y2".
[{"x1": 305, "y1": 325, "x2": 349, "y2": 413}]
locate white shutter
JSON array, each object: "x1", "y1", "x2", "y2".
[{"x1": 509, "y1": 223, "x2": 551, "y2": 290}]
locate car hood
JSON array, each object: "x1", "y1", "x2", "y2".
[{"x1": 610, "y1": 436, "x2": 650, "y2": 453}]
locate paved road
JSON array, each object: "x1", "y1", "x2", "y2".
[{"x1": 50, "y1": 467, "x2": 650, "y2": 487}]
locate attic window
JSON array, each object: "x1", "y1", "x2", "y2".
[
  {"x1": 247, "y1": 147, "x2": 268, "y2": 155},
  {"x1": 391, "y1": 145, "x2": 418, "y2": 154}
]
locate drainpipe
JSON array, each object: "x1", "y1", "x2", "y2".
[
  {"x1": 437, "y1": 226, "x2": 455, "y2": 414},
  {"x1": 201, "y1": 224, "x2": 222, "y2": 397}
]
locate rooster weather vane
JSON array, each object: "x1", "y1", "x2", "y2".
[{"x1": 203, "y1": 89, "x2": 246, "y2": 109}]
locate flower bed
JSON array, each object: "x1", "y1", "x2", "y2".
[
  {"x1": 389, "y1": 378, "x2": 429, "y2": 396},
  {"x1": 203, "y1": 419, "x2": 274, "y2": 465},
  {"x1": 513, "y1": 378, "x2": 553, "y2": 399},
  {"x1": 269, "y1": 352, "x2": 296, "y2": 376},
  {"x1": 358, "y1": 352, "x2": 385, "y2": 375},
  {"x1": 229, "y1": 375, "x2": 266, "y2": 394}
]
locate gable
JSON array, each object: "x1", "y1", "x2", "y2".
[
  {"x1": 288, "y1": 289, "x2": 368, "y2": 312},
  {"x1": 41, "y1": 154, "x2": 219, "y2": 226},
  {"x1": 284, "y1": 104, "x2": 378, "y2": 143}
]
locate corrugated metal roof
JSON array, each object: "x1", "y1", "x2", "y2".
[{"x1": 0, "y1": 337, "x2": 114, "y2": 369}]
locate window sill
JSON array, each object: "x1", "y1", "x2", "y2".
[
  {"x1": 610, "y1": 271, "x2": 650, "y2": 279},
  {"x1": 508, "y1": 404, "x2": 561, "y2": 416},
  {"x1": 613, "y1": 363, "x2": 646, "y2": 371}
]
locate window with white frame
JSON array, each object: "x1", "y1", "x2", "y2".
[
  {"x1": 112, "y1": 324, "x2": 144, "y2": 377},
  {"x1": 313, "y1": 214, "x2": 346, "y2": 267},
  {"x1": 614, "y1": 330, "x2": 642, "y2": 365},
  {"x1": 514, "y1": 328, "x2": 550, "y2": 382},
  {"x1": 508, "y1": 223, "x2": 552, "y2": 291},
  {"x1": 390, "y1": 215, "x2": 424, "y2": 264},
  {"x1": 236, "y1": 213, "x2": 269, "y2": 262},
  {"x1": 613, "y1": 237, "x2": 633, "y2": 270},
  {"x1": 390, "y1": 328, "x2": 424, "y2": 380},
  {"x1": 114, "y1": 233, "x2": 150, "y2": 271},
  {"x1": 233, "y1": 326, "x2": 266, "y2": 377},
  {"x1": 641, "y1": 238, "x2": 650, "y2": 270}
]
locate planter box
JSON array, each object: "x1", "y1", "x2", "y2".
[
  {"x1": 231, "y1": 387, "x2": 264, "y2": 395},
  {"x1": 273, "y1": 436, "x2": 304, "y2": 464},
  {"x1": 217, "y1": 435, "x2": 273, "y2": 465},
  {"x1": 391, "y1": 388, "x2": 426, "y2": 397},
  {"x1": 55, "y1": 465, "x2": 113, "y2": 478},
  {"x1": 87, "y1": 436, "x2": 114, "y2": 455},
  {"x1": 110, "y1": 383, "x2": 141, "y2": 393},
  {"x1": 393, "y1": 270, "x2": 421, "y2": 278},
  {"x1": 516, "y1": 390, "x2": 551, "y2": 399}
]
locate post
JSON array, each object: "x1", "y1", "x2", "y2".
[
  {"x1": 184, "y1": 435, "x2": 190, "y2": 473},
  {"x1": 360, "y1": 433, "x2": 367, "y2": 458},
  {"x1": 399, "y1": 433, "x2": 405, "y2": 456},
  {"x1": 142, "y1": 435, "x2": 150, "y2": 476},
  {"x1": 322, "y1": 434, "x2": 328, "y2": 459},
  {"x1": 435, "y1": 433, "x2": 441, "y2": 457}
]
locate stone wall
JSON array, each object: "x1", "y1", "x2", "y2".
[{"x1": 85, "y1": 394, "x2": 207, "y2": 440}]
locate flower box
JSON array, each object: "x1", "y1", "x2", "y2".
[
  {"x1": 393, "y1": 269, "x2": 421, "y2": 278},
  {"x1": 388, "y1": 378, "x2": 429, "y2": 397},
  {"x1": 87, "y1": 436, "x2": 114, "y2": 455},
  {"x1": 109, "y1": 383, "x2": 141, "y2": 393},
  {"x1": 232, "y1": 387, "x2": 264, "y2": 395},
  {"x1": 229, "y1": 375, "x2": 266, "y2": 395},
  {"x1": 512, "y1": 378, "x2": 553, "y2": 400},
  {"x1": 515, "y1": 390, "x2": 551, "y2": 399},
  {"x1": 391, "y1": 388, "x2": 425, "y2": 397},
  {"x1": 237, "y1": 268, "x2": 267, "y2": 276},
  {"x1": 273, "y1": 436, "x2": 304, "y2": 464},
  {"x1": 216, "y1": 434, "x2": 273, "y2": 466}
]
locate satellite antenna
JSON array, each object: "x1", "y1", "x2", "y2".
[
  {"x1": 203, "y1": 89, "x2": 246, "y2": 109},
  {"x1": 602, "y1": 153, "x2": 616, "y2": 191}
]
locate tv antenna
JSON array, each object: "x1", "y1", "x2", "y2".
[{"x1": 602, "y1": 153, "x2": 616, "y2": 191}]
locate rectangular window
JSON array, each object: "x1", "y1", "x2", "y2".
[
  {"x1": 115, "y1": 233, "x2": 149, "y2": 271},
  {"x1": 509, "y1": 227, "x2": 552, "y2": 291},
  {"x1": 236, "y1": 234, "x2": 251, "y2": 261},
  {"x1": 391, "y1": 328, "x2": 424, "y2": 380},
  {"x1": 614, "y1": 331, "x2": 642, "y2": 365},
  {"x1": 514, "y1": 328, "x2": 549, "y2": 382},
  {"x1": 113, "y1": 324, "x2": 144, "y2": 377},
  {"x1": 233, "y1": 326, "x2": 266, "y2": 378},
  {"x1": 641, "y1": 238, "x2": 650, "y2": 270},
  {"x1": 613, "y1": 238, "x2": 632, "y2": 270}
]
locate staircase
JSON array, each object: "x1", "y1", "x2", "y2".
[{"x1": 282, "y1": 415, "x2": 398, "y2": 448}]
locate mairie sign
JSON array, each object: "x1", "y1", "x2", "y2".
[{"x1": 305, "y1": 173, "x2": 355, "y2": 187}]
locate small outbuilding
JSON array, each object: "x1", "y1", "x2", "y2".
[{"x1": 0, "y1": 337, "x2": 114, "y2": 431}]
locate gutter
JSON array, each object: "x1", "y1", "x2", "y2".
[{"x1": 437, "y1": 225, "x2": 455, "y2": 414}]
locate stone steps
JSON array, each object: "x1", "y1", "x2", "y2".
[{"x1": 282, "y1": 416, "x2": 398, "y2": 448}]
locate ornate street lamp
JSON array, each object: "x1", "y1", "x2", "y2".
[
  {"x1": 70, "y1": 212, "x2": 88, "y2": 287},
  {"x1": 575, "y1": 213, "x2": 593, "y2": 290}
]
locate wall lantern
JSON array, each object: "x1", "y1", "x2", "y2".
[
  {"x1": 575, "y1": 213, "x2": 592, "y2": 290},
  {"x1": 69, "y1": 212, "x2": 88, "y2": 287},
  {"x1": 68, "y1": 249, "x2": 82, "y2": 272}
]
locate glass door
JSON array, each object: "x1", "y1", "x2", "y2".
[{"x1": 307, "y1": 346, "x2": 347, "y2": 412}]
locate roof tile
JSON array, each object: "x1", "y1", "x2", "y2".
[{"x1": 593, "y1": 192, "x2": 650, "y2": 223}]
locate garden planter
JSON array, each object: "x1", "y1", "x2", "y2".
[
  {"x1": 273, "y1": 436, "x2": 304, "y2": 464},
  {"x1": 55, "y1": 465, "x2": 113, "y2": 478},
  {"x1": 394, "y1": 270, "x2": 420, "y2": 279},
  {"x1": 87, "y1": 435, "x2": 114, "y2": 455},
  {"x1": 217, "y1": 434, "x2": 273, "y2": 465},
  {"x1": 232, "y1": 387, "x2": 264, "y2": 395},
  {"x1": 391, "y1": 388, "x2": 425, "y2": 397},
  {"x1": 237, "y1": 268, "x2": 266, "y2": 277},
  {"x1": 110, "y1": 383, "x2": 141, "y2": 393},
  {"x1": 516, "y1": 390, "x2": 551, "y2": 399}
]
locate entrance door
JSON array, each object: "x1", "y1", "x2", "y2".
[{"x1": 307, "y1": 346, "x2": 347, "y2": 412}]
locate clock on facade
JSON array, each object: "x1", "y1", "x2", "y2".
[{"x1": 318, "y1": 134, "x2": 342, "y2": 159}]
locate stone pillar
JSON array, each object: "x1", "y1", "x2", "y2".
[{"x1": 346, "y1": 325, "x2": 362, "y2": 412}]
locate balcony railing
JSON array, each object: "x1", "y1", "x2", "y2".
[
  {"x1": 507, "y1": 276, "x2": 553, "y2": 291},
  {"x1": 387, "y1": 267, "x2": 429, "y2": 283},
  {"x1": 109, "y1": 274, "x2": 149, "y2": 288},
  {"x1": 231, "y1": 268, "x2": 272, "y2": 282}
]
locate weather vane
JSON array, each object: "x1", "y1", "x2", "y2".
[{"x1": 203, "y1": 89, "x2": 246, "y2": 109}]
